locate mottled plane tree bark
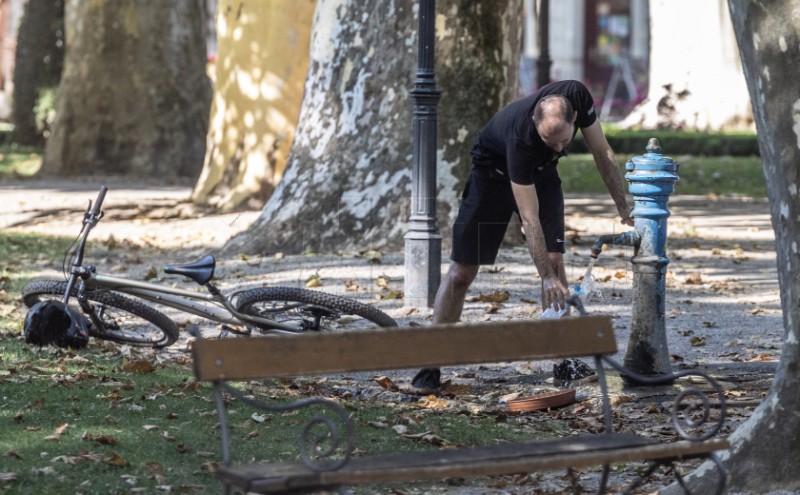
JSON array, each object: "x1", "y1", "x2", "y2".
[
  {"x1": 41, "y1": 0, "x2": 211, "y2": 177},
  {"x1": 663, "y1": 1, "x2": 800, "y2": 492},
  {"x1": 225, "y1": 0, "x2": 523, "y2": 255},
  {"x1": 191, "y1": 0, "x2": 316, "y2": 211}
]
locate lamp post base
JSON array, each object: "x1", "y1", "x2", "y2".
[{"x1": 403, "y1": 231, "x2": 442, "y2": 308}]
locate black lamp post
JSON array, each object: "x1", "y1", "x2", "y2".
[
  {"x1": 536, "y1": 0, "x2": 552, "y2": 88},
  {"x1": 404, "y1": 0, "x2": 442, "y2": 307}
]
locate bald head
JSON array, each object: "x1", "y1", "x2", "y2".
[{"x1": 533, "y1": 95, "x2": 578, "y2": 153}]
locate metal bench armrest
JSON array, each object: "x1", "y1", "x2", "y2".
[{"x1": 212, "y1": 380, "x2": 354, "y2": 472}]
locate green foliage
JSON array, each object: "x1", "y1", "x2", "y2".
[
  {"x1": 570, "y1": 127, "x2": 760, "y2": 156},
  {"x1": 34, "y1": 87, "x2": 58, "y2": 137},
  {"x1": 559, "y1": 153, "x2": 766, "y2": 197},
  {"x1": 0, "y1": 143, "x2": 42, "y2": 178}
]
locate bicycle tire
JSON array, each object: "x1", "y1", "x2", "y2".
[
  {"x1": 234, "y1": 286, "x2": 397, "y2": 332},
  {"x1": 22, "y1": 279, "x2": 179, "y2": 348}
]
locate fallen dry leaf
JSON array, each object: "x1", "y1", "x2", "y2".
[
  {"x1": 484, "y1": 302, "x2": 502, "y2": 314},
  {"x1": 82, "y1": 432, "x2": 119, "y2": 445},
  {"x1": 122, "y1": 359, "x2": 156, "y2": 374},
  {"x1": 374, "y1": 376, "x2": 399, "y2": 392},
  {"x1": 684, "y1": 273, "x2": 703, "y2": 285},
  {"x1": 690, "y1": 336, "x2": 707, "y2": 347},
  {"x1": 45, "y1": 423, "x2": 69, "y2": 441},
  {"x1": 52, "y1": 452, "x2": 104, "y2": 464},
  {"x1": 305, "y1": 273, "x2": 322, "y2": 288},
  {"x1": 104, "y1": 453, "x2": 129, "y2": 466},
  {"x1": 440, "y1": 382, "x2": 471, "y2": 396},
  {"x1": 610, "y1": 394, "x2": 633, "y2": 406},
  {"x1": 477, "y1": 290, "x2": 510, "y2": 303},
  {"x1": 377, "y1": 288, "x2": 403, "y2": 300},
  {"x1": 402, "y1": 430, "x2": 449, "y2": 446},
  {"x1": 749, "y1": 354, "x2": 774, "y2": 362},
  {"x1": 417, "y1": 395, "x2": 450, "y2": 410}
]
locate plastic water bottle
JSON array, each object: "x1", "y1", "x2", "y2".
[{"x1": 539, "y1": 304, "x2": 568, "y2": 320}]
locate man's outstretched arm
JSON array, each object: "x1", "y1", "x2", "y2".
[
  {"x1": 510, "y1": 182, "x2": 568, "y2": 310},
  {"x1": 581, "y1": 121, "x2": 634, "y2": 227}
]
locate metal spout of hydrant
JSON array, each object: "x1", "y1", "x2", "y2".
[
  {"x1": 623, "y1": 138, "x2": 680, "y2": 377},
  {"x1": 590, "y1": 231, "x2": 641, "y2": 259}
]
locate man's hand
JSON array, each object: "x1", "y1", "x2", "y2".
[
  {"x1": 619, "y1": 204, "x2": 634, "y2": 227},
  {"x1": 542, "y1": 276, "x2": 569, "y2": 311}
]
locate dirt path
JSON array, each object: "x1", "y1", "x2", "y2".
[{"x1": 2, "y1": 178, "x2": 780, "y2": 368}]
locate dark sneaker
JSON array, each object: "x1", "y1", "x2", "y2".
[
  {"x1": 553, "y1": 359, "x2": 597, "y2": 387},
  {"x1": 411, "y1": 367, "x2": 441, "y2": 393}
]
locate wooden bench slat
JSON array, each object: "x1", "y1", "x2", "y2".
[
  {"x1": 217, "y1": 435, "x2": 728, "y2": 492},
  {"x1": 193, "y1": 315, "x2": 616, "y2": 381}
]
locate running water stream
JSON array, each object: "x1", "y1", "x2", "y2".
[{"x1": 574, "y1": 258, "x2": 601, "y2": 300}]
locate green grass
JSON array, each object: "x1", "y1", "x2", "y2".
[
  {"x1": 0, "y1": 331, "x2": 565, "y2": 494},
  {"x1": 0, "y1": 144, "x2": 42, "y2": 178},
  {"x1": 559, "y1": 153, "x2": 766, "y2": 197},
  {"x1": 0, "y1": 232, "x2": 74, "y2": 293}
]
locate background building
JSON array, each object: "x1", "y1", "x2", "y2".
[{"x1": 521, "y1": 0, "x2": 650, "y2": 121}]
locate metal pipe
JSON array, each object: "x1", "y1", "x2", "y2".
[{"x1": 590, "y1": 230, "x2": 641, "y2": 258}]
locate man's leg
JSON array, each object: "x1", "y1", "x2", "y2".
[
  {"x1": 412, "y1": 168, "x2": 512, "y2": 391},
  {"x1": 411, "y1": 262, "x2": 480, "y2": 391},
  {"x1": 432, "y1": 262, "x2": 480, "y2": 324}
]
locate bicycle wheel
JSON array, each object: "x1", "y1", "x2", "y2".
[
  {"x1": 234, "y1": 287, "x2": 396, "y2": 332},
  {"x1": 22, "y1": 279, "x2": 179, "y2": 348}
]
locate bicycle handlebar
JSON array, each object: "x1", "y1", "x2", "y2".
[
  {"x1": 90, "y1": 186, "x2": 108, "y2": 219},
  {"x1": 63, "y1": 186, "x2": 108, "y2": 305}
]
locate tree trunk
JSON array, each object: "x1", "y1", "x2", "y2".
[
  {"x1": 225, "y1": 0, "x2": 523, "y2": 256},
  {"x1": 621, "y1": 0, "x2": 753, "y2": 130},
  {"x1": 191, "y1": 0, "x2": 316, "y2": 212},
  {"x1": 662, "y1": 1, "x2": 800, "y2": 492},
  {"x1": 11, "y1": 0, "x2": 64, "y2": 145},
  {"x1": 41, "y1": 0, "x2": 211, "y2": 177}
]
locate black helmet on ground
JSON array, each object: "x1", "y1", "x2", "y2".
[{"x1": 23, "y1": 300, "x2": 89, "y2": 349}]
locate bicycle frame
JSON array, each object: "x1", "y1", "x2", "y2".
[
  {"x1": 75, "y1": 270, "x2": 302, "y2": 333},
  {"x1": 64, "y1": 186, "x2": 304, "y2": 335}
]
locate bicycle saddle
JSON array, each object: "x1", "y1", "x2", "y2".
[{"x1": 164, "y1": 255, "x2": 216, "y2": 285}]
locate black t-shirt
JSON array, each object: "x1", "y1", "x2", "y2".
[{"x1": 470, "y1": 80, "x2": 597, "y2": 185}]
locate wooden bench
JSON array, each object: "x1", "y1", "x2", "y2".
[{"x1": 191, "y1": 315, "x2": 729, "y2": 494}]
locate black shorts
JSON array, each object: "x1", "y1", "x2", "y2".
[{"x1": 450, "y1": 168, "x2": 565, "y2": 265}]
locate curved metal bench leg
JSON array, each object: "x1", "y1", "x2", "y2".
[{"x1": 597, "y1": 463, "x2": 610, "y2": 494}]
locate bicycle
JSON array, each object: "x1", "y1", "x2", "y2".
[{"x1": 22, "y1": 186, "x2": 397, "y2": 348}]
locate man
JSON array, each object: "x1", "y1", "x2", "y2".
[{"x1": 412, "y1": 80, "x2": 634, "y2": 391}]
